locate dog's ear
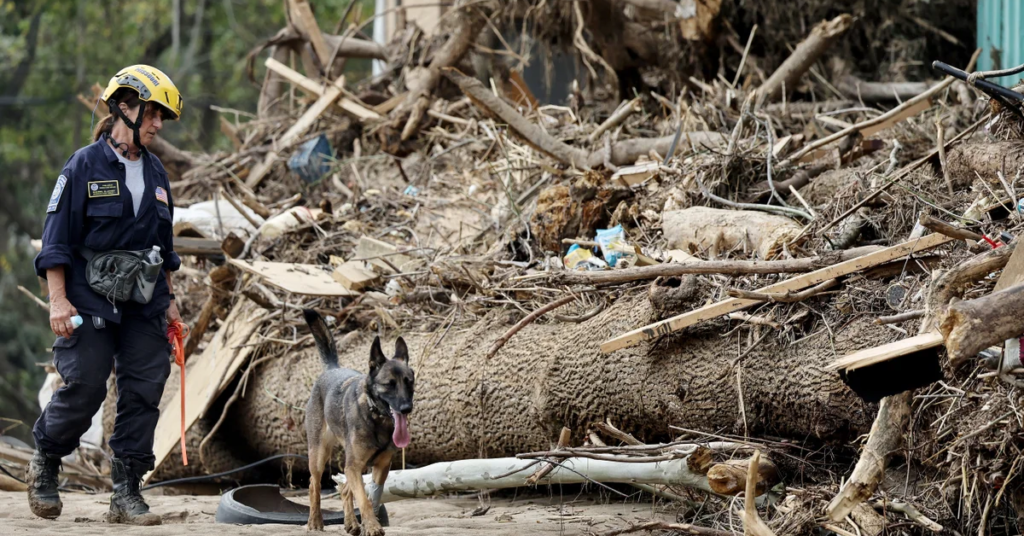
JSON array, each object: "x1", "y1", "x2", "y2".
[
  {"x1": 369, "y1": 336, "x2": 386, "y2": 375},
  {"x1": 393, "y1": 337, "x2": 409, "y2": 363}
]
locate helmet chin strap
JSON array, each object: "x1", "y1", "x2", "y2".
[{"x1": 109, "y1": 100, "x2": 147, "y2": 158}]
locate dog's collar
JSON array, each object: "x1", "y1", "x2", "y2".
[{"x1": 365, "y1": 381, "x2": 392, "y2": 420}]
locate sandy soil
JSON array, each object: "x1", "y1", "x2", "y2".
[{"x1": 0, "y1": 489, "x2": 673, "y2": 535}]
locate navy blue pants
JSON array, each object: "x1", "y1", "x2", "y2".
[{"x1": 33, "y1": 313, "x2": 171, "y2": 472}]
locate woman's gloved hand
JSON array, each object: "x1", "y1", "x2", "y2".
[{"x1": 49, "y1": 295, "x2": 79, "y2": 338}]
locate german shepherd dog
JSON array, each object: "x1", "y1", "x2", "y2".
[{"x1": 302, "y1": 309, "x2": 415, "y2": 535}]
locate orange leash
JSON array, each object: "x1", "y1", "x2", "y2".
[{"x1": 167, "y1": 320, "x2": 190, "y2": 466}]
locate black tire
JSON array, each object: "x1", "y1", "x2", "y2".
[{"x1": 214, "y1": 484, "x2": 388, "y2": 526}]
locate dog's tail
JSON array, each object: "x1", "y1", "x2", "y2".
[{"x1": 302, "y1": 308, "x2": 339, "y2": 369}]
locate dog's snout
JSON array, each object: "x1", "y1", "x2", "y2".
[{"x1": 399, "y1": 402, "x2": 413, "y2": 414}]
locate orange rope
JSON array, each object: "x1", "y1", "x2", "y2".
[{"x1": 167, "y1": 320, "x2": 190, "y2": 466}]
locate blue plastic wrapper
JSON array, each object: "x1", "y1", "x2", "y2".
[{"x1": 595, "y1": 225, "x2": 629, "y2": 267}]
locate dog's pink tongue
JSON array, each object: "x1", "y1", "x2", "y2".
[{"x1": 392, "y1": 410, "x2": 411, "y2": 448}]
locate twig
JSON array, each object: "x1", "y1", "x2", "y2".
[
  {"x1": 727, "y1": 312, "x2": 781, "y2": 329},
  {"x1": 485, "y1": 293, "x2": 585, "y2": 359},
  {"x1": 874, "y1": 310, "x2": 924, "y2": 325},
  {"x1": 17, "y1": 286, "x2": 49, "y2": 311},
  {"x1": 219, "y1": 188, "x2": 263, "y2": 230},
  {"x1": 873, "y1": 500, "x2": 943, "y2": 532},
  {"x1": 936, "y1": 118, "x2": 954, "y2": 196},
  {"x1": 917, "y1": 214, "x2": 984, "y2": 242},
  {"x1": 595, "y1": 520, "x2": 734, "y2": 536},
  {"x1": 788, "y1": 185, "x2": 816, "y2": 219},
  {"x1": 727, "y1": 278, "x2": 837, "y2": 303},
  {"x1": 589, "y1": 98, "x2": 641, "y2": 143},
  {"x1": 696, "y1": 174, "x2": 812, "y2": 220},
  {"x1": 732, "y1": 24, "x2": 758, "y2": 87}
]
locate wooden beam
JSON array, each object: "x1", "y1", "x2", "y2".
[
  {"x1": 599, "y1": 233, "x2": 954, "y2": 353},
  {"x1": 995, "y1": 239, "x2": 1024, "y2": 292},
  {"x1": 826, "y1": 331, "x2": 944, "y2": 372},
  {"x1": 265, "y1": 57, "x2": 380, "y2": 121}
]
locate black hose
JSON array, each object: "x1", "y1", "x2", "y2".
[
  {"x1": 0, "y1": 463, "x2": 25, "y2": 484},
  {"x1": 140, "y1": 454, "x2": 309, "y2": 491}
]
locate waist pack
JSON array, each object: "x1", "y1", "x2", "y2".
[{"x1": 79, "y1": 247, "x2": 163, "y2": 312}]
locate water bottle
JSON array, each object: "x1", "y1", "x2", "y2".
[
  {"x1": 70, "y1": 315, "x2": 83, "y2": 329},
  {"x1": 132, "y1": 246, "x2": 164, "y2": 304}
]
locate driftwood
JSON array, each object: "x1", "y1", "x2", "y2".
[
  {"x1": 541, "y1": 246, "x2": 884, "y2": 286},
  {"x1": 917, "y1": 214, "x2": 984, "y2": 242},
  {"x1": 940, "y1": 282, "x2": 1024, "y2": 364},
  {"x1": 874, "y1": 310, "x2": 924, "y2": 325},
  {"x1": 589, "y1": 98, "x2": 641, "y2": 143},
  {"x1": 663, "y1": 207, "x2": 804, "y2": 260},
  {"x1": 335, "y1": 454, "x2": 718, "y2": 503},
  {"x1": 595, "y1": 521, "x2": 733, "y2": 536},
  {"x1": 392, "y1": 1, "x2": 491, "y2": 141},
  {"x1": 827, "y1": 243, "x2": 1016, "y2": 521},
  {"x1": 706, "y1": 455, "x2": 781, "y2": 496},
  {"x1": 728, "y1": 278, "x2": 837, "y2": 303},
  {"x1": 838, "y1": 75, "x2": 934, "y2": 102},
  {"x1": 445, "y1": 68, "x2": 591, "y2": 169},
  {"x1": 755, "y1": 14, "x2": 853, "y2": 107},
  {"x1": 586, "y1": 131, "x2": 726, "y2": 168}
]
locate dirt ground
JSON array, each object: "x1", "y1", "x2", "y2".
[{"x1": 0, "y1": 489, "x2": 673, "y2": 535}]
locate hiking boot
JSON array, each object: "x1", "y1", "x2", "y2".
[
  {"x1": 107, "y1": 458, "x2": 160, "y2": 526},
  {"x1": 26, "y1": 450, "x2": 62, "y2": 519}
]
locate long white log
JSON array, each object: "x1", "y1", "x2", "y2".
[{"x1": 334, "y1": 455, "x2": 715, "y2": 504}]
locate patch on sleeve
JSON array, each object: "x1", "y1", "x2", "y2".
[
  {"x1": 46, "y1": 175, "x2": 67, "y2": 213},
  {"x1": 155, "y1": 186, "x2": 168, "y2": 205}
]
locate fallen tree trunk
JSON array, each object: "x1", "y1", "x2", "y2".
[
  {"x1": 940, "y1": 281, "x2": 1024, "y2": 364},
  {"x1": 336, "y1": 452, "x2": 727, "y2": 504},
  {"x1": 662, "y1": 207, "x2": 803, "y2": 260},
  {"x1": 233, "y1": 295, "x2": 897, "y2": 466}
]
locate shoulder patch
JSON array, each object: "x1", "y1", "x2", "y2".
[
  {"x1": 155, "y1": 186, "x2": 168, "y2": 205},
  {"x1": 46, "y1": 175, "x2": 67, "y2": 213}
]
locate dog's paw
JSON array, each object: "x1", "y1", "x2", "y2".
[
  {"x1": 363, "y1": 524, "x2": 385, "y2": 536},
  {"x1": 306, "y1": 520, "x2": 325, "y2": 532},
  {"x1": 345, "y1": 521, "x2": 362, "y2": 536}
]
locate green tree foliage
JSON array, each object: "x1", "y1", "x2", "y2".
[{"x1": 0, "y1": 0, "x2": 374, "y2": 444}]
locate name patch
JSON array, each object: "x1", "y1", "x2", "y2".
[
  {"x1": 155, "y1": 186, "x2": 168, "y2": 205},
  {"x1": 46, "y1": 175, "x2": 67, "y2": 213},
  {"x1": 88, "y1": 180, "x2": 120, "y2": 199}
]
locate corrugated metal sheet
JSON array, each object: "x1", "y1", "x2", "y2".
[{"x1": 978, "y1": 0, "x2": 1024, "y2": 85}]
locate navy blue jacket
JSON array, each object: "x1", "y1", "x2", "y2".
[{"x1": 34, "y1": 134, "x2": 181, "y2": 324}]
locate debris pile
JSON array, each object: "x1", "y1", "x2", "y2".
[{"x1": 17, "y1": 0, "x2": 1024, "y2": 533}]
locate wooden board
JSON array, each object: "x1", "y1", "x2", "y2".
[
  {"x1": 265, "y1": 57, "x2": 380, "y2": 121},
  {"x1": 611, "y1": 162, "x2": 659, "y2": 187},
  {"x1": 173, "y1": 236, "x2": 223, "y2": 257},
  {"x1": 600, "y1": 232, "x2": 954, "y2": 353},
  {"x1": 995, "y1": 241, "x2": 1024, "y2": 292},
  {"x1": 228, "y1": 258, "x2": 358, "y2": 297},
  {"x1": 144, "y1": 300, "x2": 264, "y2": 484},
  {"x1": 861, "y1": 98, "x2": 931, "y2": 138},
  {"x1": 827, "y1": 330, "x2": 944, "y2": 372},
  {"x1": 332, "y1": 261, "x2": 380, "y2": 291},
  {"x1": 356, "y1": 236, "x2": 415, "y2": 273}
]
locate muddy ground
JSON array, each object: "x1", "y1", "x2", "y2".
[{"x1": 0, "y1": 489, "x2": 677, "y2": 535}]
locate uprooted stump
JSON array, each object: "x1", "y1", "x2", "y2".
[{"x1": 229, "y1": 295, "x2": 898, "y2": 466}]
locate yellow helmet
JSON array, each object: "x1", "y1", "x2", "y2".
[{"x1": 101, "y1": 64, "x2": 183, "y2": 120}]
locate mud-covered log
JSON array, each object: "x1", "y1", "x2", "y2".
[
  {"x1": 940, "y1": 282, "x2": 1024, "y2": 363},
  {"x1": 945, "y1": 141, "x2": 1024, "y2": 188},
  {"x1": 231, "y1": 296, "x2": 895, "y2": 466}
]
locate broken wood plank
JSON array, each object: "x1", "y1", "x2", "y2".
[
  {"x1": 860, "y1": 98, "x2": 932, "y2": 139},
  {"x1": 940, "y1": 282, "x2": 1024, "y2": 363},
  {"x1": 918, "y1": 214, "x2": 985, "y2": 242},
  {"x1": 600, "y1": 233, "x2": 953, "y2": 353},
  {"x1": 264, "y1": 57, "x2": 380, "y2": 121},
  {"x1": 144, "y1": 300, "x2": 265, "y2": 484},
  {"x1": 994, "y1": 239, "x2": 1024, "y2": 292},
  {"x1": 611, "y1": 161, "x2": 659, "y2": 187},
  {"x1": 827, "y1": 331, "x2": 944, "y2": 372},
  {"x1": 228, "y1": 258, "x2": 359, "y2": 296},
  {"x1": 356, "y1": 236, "x2": 416, "y2": 273},
  {"x1": 332, "y1": 261, "x2": 380, "y2": 291}
]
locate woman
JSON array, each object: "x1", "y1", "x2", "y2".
[{"x1": 29, "y1": 64, "x2": 184, "y2": 526}]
